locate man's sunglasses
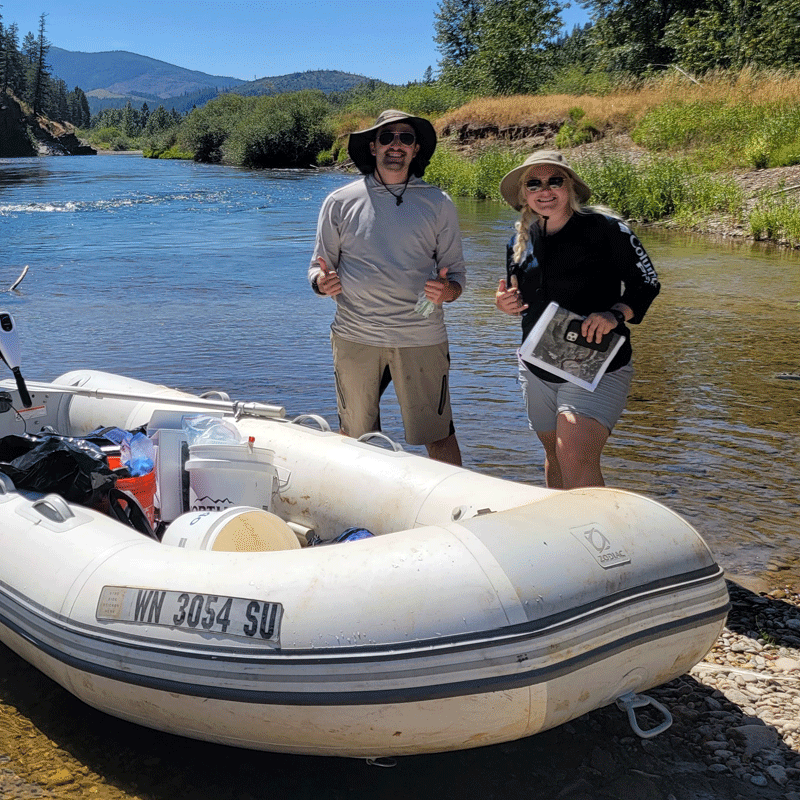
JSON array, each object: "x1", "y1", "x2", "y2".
[
  {"x1": 525, "y1": 176, "x2": 566, "y2": 191},
  {"x1": 377, "y1": 131, "x2": 416, "y2": 146}
]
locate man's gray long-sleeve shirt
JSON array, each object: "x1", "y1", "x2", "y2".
[{"x1": 310, "y1": 174, "x2": 466, "y2": 348}]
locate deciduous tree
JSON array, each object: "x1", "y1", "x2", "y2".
[{"x1": 435, "y1": 0, "x2": 563, "y2": 94}]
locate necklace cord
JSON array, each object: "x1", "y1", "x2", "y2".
[{"x1": 374, "y1": 170, "x2": 410, "y2": 206}]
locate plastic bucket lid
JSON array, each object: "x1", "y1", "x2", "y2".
[
  {"x1": 185, "y1": 443, "x2": 275, "y2": 466},
  {"x1": 161, "y1": 506, "x2": 301, "y2": 552}
]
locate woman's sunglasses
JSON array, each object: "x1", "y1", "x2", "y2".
[
  {"x1": 377, "y1": 131, "x2": 416, "y2": 146},
  {"x1": 525, "y1": 176, "x2": 566, "y2": 191}
]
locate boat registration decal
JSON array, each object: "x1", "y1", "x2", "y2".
[{"x1": 96, "y1": 586, "x2": 282, "y2": 644}]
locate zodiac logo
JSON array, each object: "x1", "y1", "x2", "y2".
[{"x1": 571, "y1": 523, "x2": 631, "y2": 569}]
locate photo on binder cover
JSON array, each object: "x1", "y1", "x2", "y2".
[{"x1": 517, "y1": 302, "x2": 625, "y2": 391}]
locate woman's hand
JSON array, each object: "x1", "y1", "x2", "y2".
[
  {"x1": 582, "y1": 307, "x2": 629, "y2": 343},
  {"x1": 495, "y1": 277, "x2": 528, "y2": 316}
]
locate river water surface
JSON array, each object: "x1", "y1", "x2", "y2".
[
  {"x1": 2, "y1": 154, "x2": 797, "y2": 583},
  {"x1": 1, "y1": 153, "x2": 799, "y2": 798}
]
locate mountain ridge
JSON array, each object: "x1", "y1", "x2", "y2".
[{"x1": 48, "y1": 47, "x2": 378, "y2": 115}]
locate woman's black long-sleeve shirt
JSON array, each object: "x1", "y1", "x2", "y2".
[{"x1": 506, "y1": 211, "x2": 660, "y2": 381}]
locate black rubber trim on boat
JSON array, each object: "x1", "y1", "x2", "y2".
[
  {"x1": 0, "y1": 563, "x2": 727, "y2": 663},
  {"x1": 0, "y1": 569, "x2": 730, "y2": 706},
  {"x1": 1, "y1": 563, "x2": 726, "y2": 662},
  {"x1": 0, "y1": 600, "x2": 729, "y2": 706}
]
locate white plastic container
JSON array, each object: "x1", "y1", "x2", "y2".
[
  {"x1": 185, "y1": 444, "x2": 277, "y2": 513},
  {"x1": 151, "y1": 427, "x2": 189, "y2": 523},
  {"x1": 161, "y1": 506, "x2": 300, "y2": 552}
]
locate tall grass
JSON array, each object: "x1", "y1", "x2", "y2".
[
  {"x1": 429, "y1": 146, "x2": 744, "y2": 228},
  {"x1": 574, "y1": 154, "x2": 743, "y2": 224},
  {"x1": 633, "y1": 100, "x2": 800, "y2": 169},
  {"x1": 749, "y1": 192, "x2": 800, "y2": 247},
  {"x1": 435, "y1": 68, "x2": 800, "y2": 171}
]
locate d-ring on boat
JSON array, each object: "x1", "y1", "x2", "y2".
[{"x1": 0, "y1": 321, "x2": 729, "y2": 757}]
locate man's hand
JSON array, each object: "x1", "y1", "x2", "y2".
[
  {"x1": 316, "y1": 256, "x2": 342, "y2": 297},
  {"x1": 425, "y1": 267, "x2": 461, "y2": 304}
]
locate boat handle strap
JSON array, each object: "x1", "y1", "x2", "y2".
[
  {"x1": 615, "y1": 690, "x2": 673, "y2": 739},
  {"x1": 356, "y1": 432, "x2": 404, "y2": 451},
  {"x1": 31, "y1": 495, "x2": 75, "y2": 523},
  {"x1": 290, "y1": 414, "x2": 331, "y2": 432}
]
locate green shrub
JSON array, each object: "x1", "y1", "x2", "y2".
[
  {"x1": 425, "y1": 146, "x2": 519, "y2": 200},
  {"x1": 316, "y1": 148, "x2": 334, "y2": 167},
  {"x1": 87, "y1": 125, "x2": 125, "y2": 149},
  {"x1": 141, "y1": 129, "x2": 192, "y2": 159},
  {"x1": 426, "y1": 147, "x2": 477, "y2": 197},
  {"x1": 555, "y1": 106, "x2": 599, "y2": 149},
  {"x1": 143, "y1": 144, "x2": 193, "y2": 160},
  {"x1": 770, "y1": 142, "x2": 800, "y2": 168},
  {"x1": 180, "y1": 90, "x2": 334, "y2": 167},
  {"x1": 472, "y1": 147, "x2": 520, "y2": 200},
  {"x1": 744, "y1": 135, "x2": 771, "y2": 170}
]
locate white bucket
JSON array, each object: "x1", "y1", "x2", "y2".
[
  {"x1": 161, "y1": 506, "x2": 301, "y2": 552},
  {"x1": 185, "y1": 444, "x2": 277, "y2": 513}
]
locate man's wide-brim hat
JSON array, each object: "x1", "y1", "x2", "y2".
[
  {"x1": 499, "y1": 150, "x2": 592, "y2": 210},
  {"x1": 348, "y1": 109, "x2": 437, "y2": 176}
]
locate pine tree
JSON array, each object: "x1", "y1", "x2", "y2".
[
  {"x1": 25, "y1": 13, "x2": 50, "y2": 115},
  {"x1": 3, "y1": 23, "x2": 24, "y2": 96}
]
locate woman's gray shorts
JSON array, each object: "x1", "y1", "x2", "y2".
[{"x1": 518, "y1": 362, "x2": 633, "y2": 433}]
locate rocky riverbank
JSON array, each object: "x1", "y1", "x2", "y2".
[
  {"x1": 0, "y1": 94, "x2": 95, "y2": 158},
  {"x1": 1, "y1": 579, "x2": 798, "y2": 800}
]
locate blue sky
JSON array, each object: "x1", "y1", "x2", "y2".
[{"x1": 0, "y1": 1, "x2": 591, "y2": 86}]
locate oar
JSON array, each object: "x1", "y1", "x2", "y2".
[
  {"x1": 8, "y1": 265, "x2": 29, "y2": 292},
  {"x1": 3, "y1": 379, "x2": 286, "y2": 420}
]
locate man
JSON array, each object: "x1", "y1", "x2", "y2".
[{"x1": 309, "y1": 109, "x2": 466, "y2": 465}]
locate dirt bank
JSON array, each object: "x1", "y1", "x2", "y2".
[{"x1": 0, "y1": 93, "x2": 95, "y2": 158}]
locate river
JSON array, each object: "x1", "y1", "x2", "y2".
[
  {"x1": 2, "y1": 153, "x2": 797, "y2": 586},
  {"x1": 1, "y1": 152, "x2": 799, "y2": 799}
]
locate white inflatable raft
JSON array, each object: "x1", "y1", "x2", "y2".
[{"x1": 0, "y1": 370, "x2": 729, "y2": 757}]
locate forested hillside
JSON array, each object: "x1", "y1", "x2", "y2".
[
  {"x1": 0, "y1": 10, "x2": 376, "y2": 123},
  {"x1": 47, "y1": 46, "x2": 245, "y2": 112}
]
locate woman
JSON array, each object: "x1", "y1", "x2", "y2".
[{"x1": 495, "y1": 151, "x2": 660, "y2": 489}]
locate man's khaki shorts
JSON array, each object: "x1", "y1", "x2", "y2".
[{"x1": 331, "y1": 333, "x2": 455, "y2": 446}]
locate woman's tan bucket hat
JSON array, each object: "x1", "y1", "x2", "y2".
[{"x1": 500, "y1": 150, "x2": 592, "y2": 210}]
